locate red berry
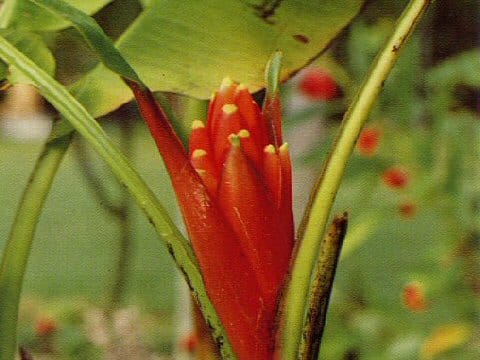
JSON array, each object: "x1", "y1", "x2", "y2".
[
  {"x1": 180, "y1": 332, "x2": 198, "y2": 353},
  {"x1": 403, "y1": 281, "x2": 428, "y2": 312},
  {"x1": 399, "y1": 202, "x2": 416, "y2": 218},
  {"x1": 357, "y1": 128, "x2": 380, "y2": 156},
  {"x1": 298, "y1": 68, "x2": 338, "y2": 101},
  {"x1": 382, "y1": 167, "x2": 409, "y2": 189},
  {"x1": 35, "y1": 317, "x2": 57, "y2": 336}
]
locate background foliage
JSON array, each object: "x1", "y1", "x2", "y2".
[{"x1": 0, "y1": 0, "x2": 478, "y2": 359}]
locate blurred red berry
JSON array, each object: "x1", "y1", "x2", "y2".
[
  {"x1": 357, "y1": 128, "x2": 380, "y2": 156},
  {"x1": 180, "y1": 332, "x2": 198, "y2": 353},
  {"x1": 299, "y1": 67, "x2": 338, "y2": 100},
  {"x1": 399, "y1": 202, "x2": 416, "y2": 218},
  {"x1": 382, "y1": 167, "x2": 409, "y2": 189},
  {"x1": 35, "y1": 317, "x2": 57, "y2": 337},
  {"x1": 403, "y1": 281, "x2": 428, "y2": 312}
]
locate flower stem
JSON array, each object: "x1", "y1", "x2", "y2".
[
  {"x1": 0, "y1": 131, "x2": 72, "y2": 360},
  {"x1": 280, "y1": 0, "x2": 432, "y2": 358}
]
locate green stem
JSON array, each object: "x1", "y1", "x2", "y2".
[
  {"x1": 280, "y1": 1, "x2": 432, "y2": 358},
  {"x1": 0, "y1": 132, "x2": 72, "y2": 360},
  {"x1": 0, "y1": 35, "x2": 234, "y2": 358},
  {"x1": 298, "y1": 213, "x2": 348, "y2": 360},
  {"x1": 73, "y1": 123, "x2": 134, "y2": 311},
  {"x1": 73, "y1": 137, "x2": 123, "y2": 215}
]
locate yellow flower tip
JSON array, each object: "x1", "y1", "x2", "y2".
[
  {"x1": 221, "y1": 77, "x2": 233, "y2": 89},
  {"x1": 192, "y1": 149, "x2": 207, "y2": 159},
  {"x1": 238, "y1": 129, "x2": 250, "y2": 138},
  {"x1": 222, "y1": 103, "x2": 238, "y2": 115},
  {"x1": 191, "y1": 120, "x2": 205, "y2": 129},
  {"x1": 228, "y1": 133, "x2": 241, "y2": 147},
  {"x1": 210, "y1": 92, "x2": 217, "y2": 101},
  {"x1": 195, "y1": 168, "x2": 207, "y2": 175},
  {"x1": 279, "y1": 142, "x2": 289, "y2": 153},
  {"x1": 237, "y1": 83, "x2": 248, "y2": 91},
  {"x1": 264, "y1": 144, "x2": 276, "y2": 154}
]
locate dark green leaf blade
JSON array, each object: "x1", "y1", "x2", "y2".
[{"x1": 30, "y1": 0, "x2": 143, "y2": 85}]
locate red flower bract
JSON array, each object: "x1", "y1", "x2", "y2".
[{"x1": 131, "y1": 78, "x2": 294, "y2": 359}]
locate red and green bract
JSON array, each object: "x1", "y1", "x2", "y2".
[{"x1": 131, "y1": 78, "x2": 294, "y2": 359}]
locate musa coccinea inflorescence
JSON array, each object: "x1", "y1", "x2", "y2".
[{"x1": 129, "y1": 76, "x2": 294, "y2": 359}]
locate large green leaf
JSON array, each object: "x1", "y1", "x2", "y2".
[
  {"x1": 72, "y1": 0, "x2": 364, "y2": 117},
  {"x1": 0, "y1": 29, "x2": 55, "y2": 83},
  {"x1": 0, "y1": 0, "x2": 112, "y2": 30},
  {"x1": 31, "y1": 0, "x2": 143, "y2": 84}
]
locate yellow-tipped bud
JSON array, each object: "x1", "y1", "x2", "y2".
[
  {"x1": 238, "y1": 129, "x2": 250, "y2": 138},
  {"x1": 279, "y1": 142, "x2": 289, "y2": 153},
  {"x1": 222, "y1": 103, "x2": 238, "y2": 115},
  {"x1": 192, "y1": 149, "x2": 207, "y2": 159},
  {"x1": 264, "y1": 144, "x2": 276, "y2": 154},
  {"x1": 228, "y1": 134, "x2": 241, "y2": 147},
  {"x1": 192, "y1": 120, "x2": 205, "y2": 129},
  {"x1": 221, "y1": 77, "x2": 233, "y2": 89}
]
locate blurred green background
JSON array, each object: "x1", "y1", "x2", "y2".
[{"x1": 0, "y1": 0, "x2": 479, "y2": 359}]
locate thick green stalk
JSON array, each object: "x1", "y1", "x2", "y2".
[
  {"x1": 280, "y1": 1, "x2": 432, "y2": 358},
  {"x1": 0, "y1": 35, "x2": 235, "y2": 358},
  {"x1": 0, "y1": 132, "x2": 72, "y2": 360}
]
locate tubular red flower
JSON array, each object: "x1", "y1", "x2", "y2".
[{"x1": 130, "y1": 78, "x2": 294, "y2": 359}]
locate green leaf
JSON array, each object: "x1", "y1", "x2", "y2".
[
  {"x1": 427, "y1": 49, "x2": 480, "y2": 88},
  {"x1": 0, "y1": 29, "x2": 55, "y2": 83},
  {"x1": 265, "y1": 51, "x2": 282, "y2": 100},
  {"x1": 66, "y1": 0, "x2": 364, "y2": 118},
  {"x1": 0, "y1": 34, "x2": 235, "y2": 359},
  {"x1": 0, "y1": 0, "x2": 112, "y2": 30},
  {"x1": 0, "y1": 57, "x2": 7, "y2": 80},
  {"x1": 30, "y1": 0, "x2": 144, "y2": 85},
  {"x1": 340, "y1": 213, "x2": 378, "y2": 258}
]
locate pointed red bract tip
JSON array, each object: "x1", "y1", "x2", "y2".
[{"x1": 263, "y1": 144, "x2": 282, "y2": 208}]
